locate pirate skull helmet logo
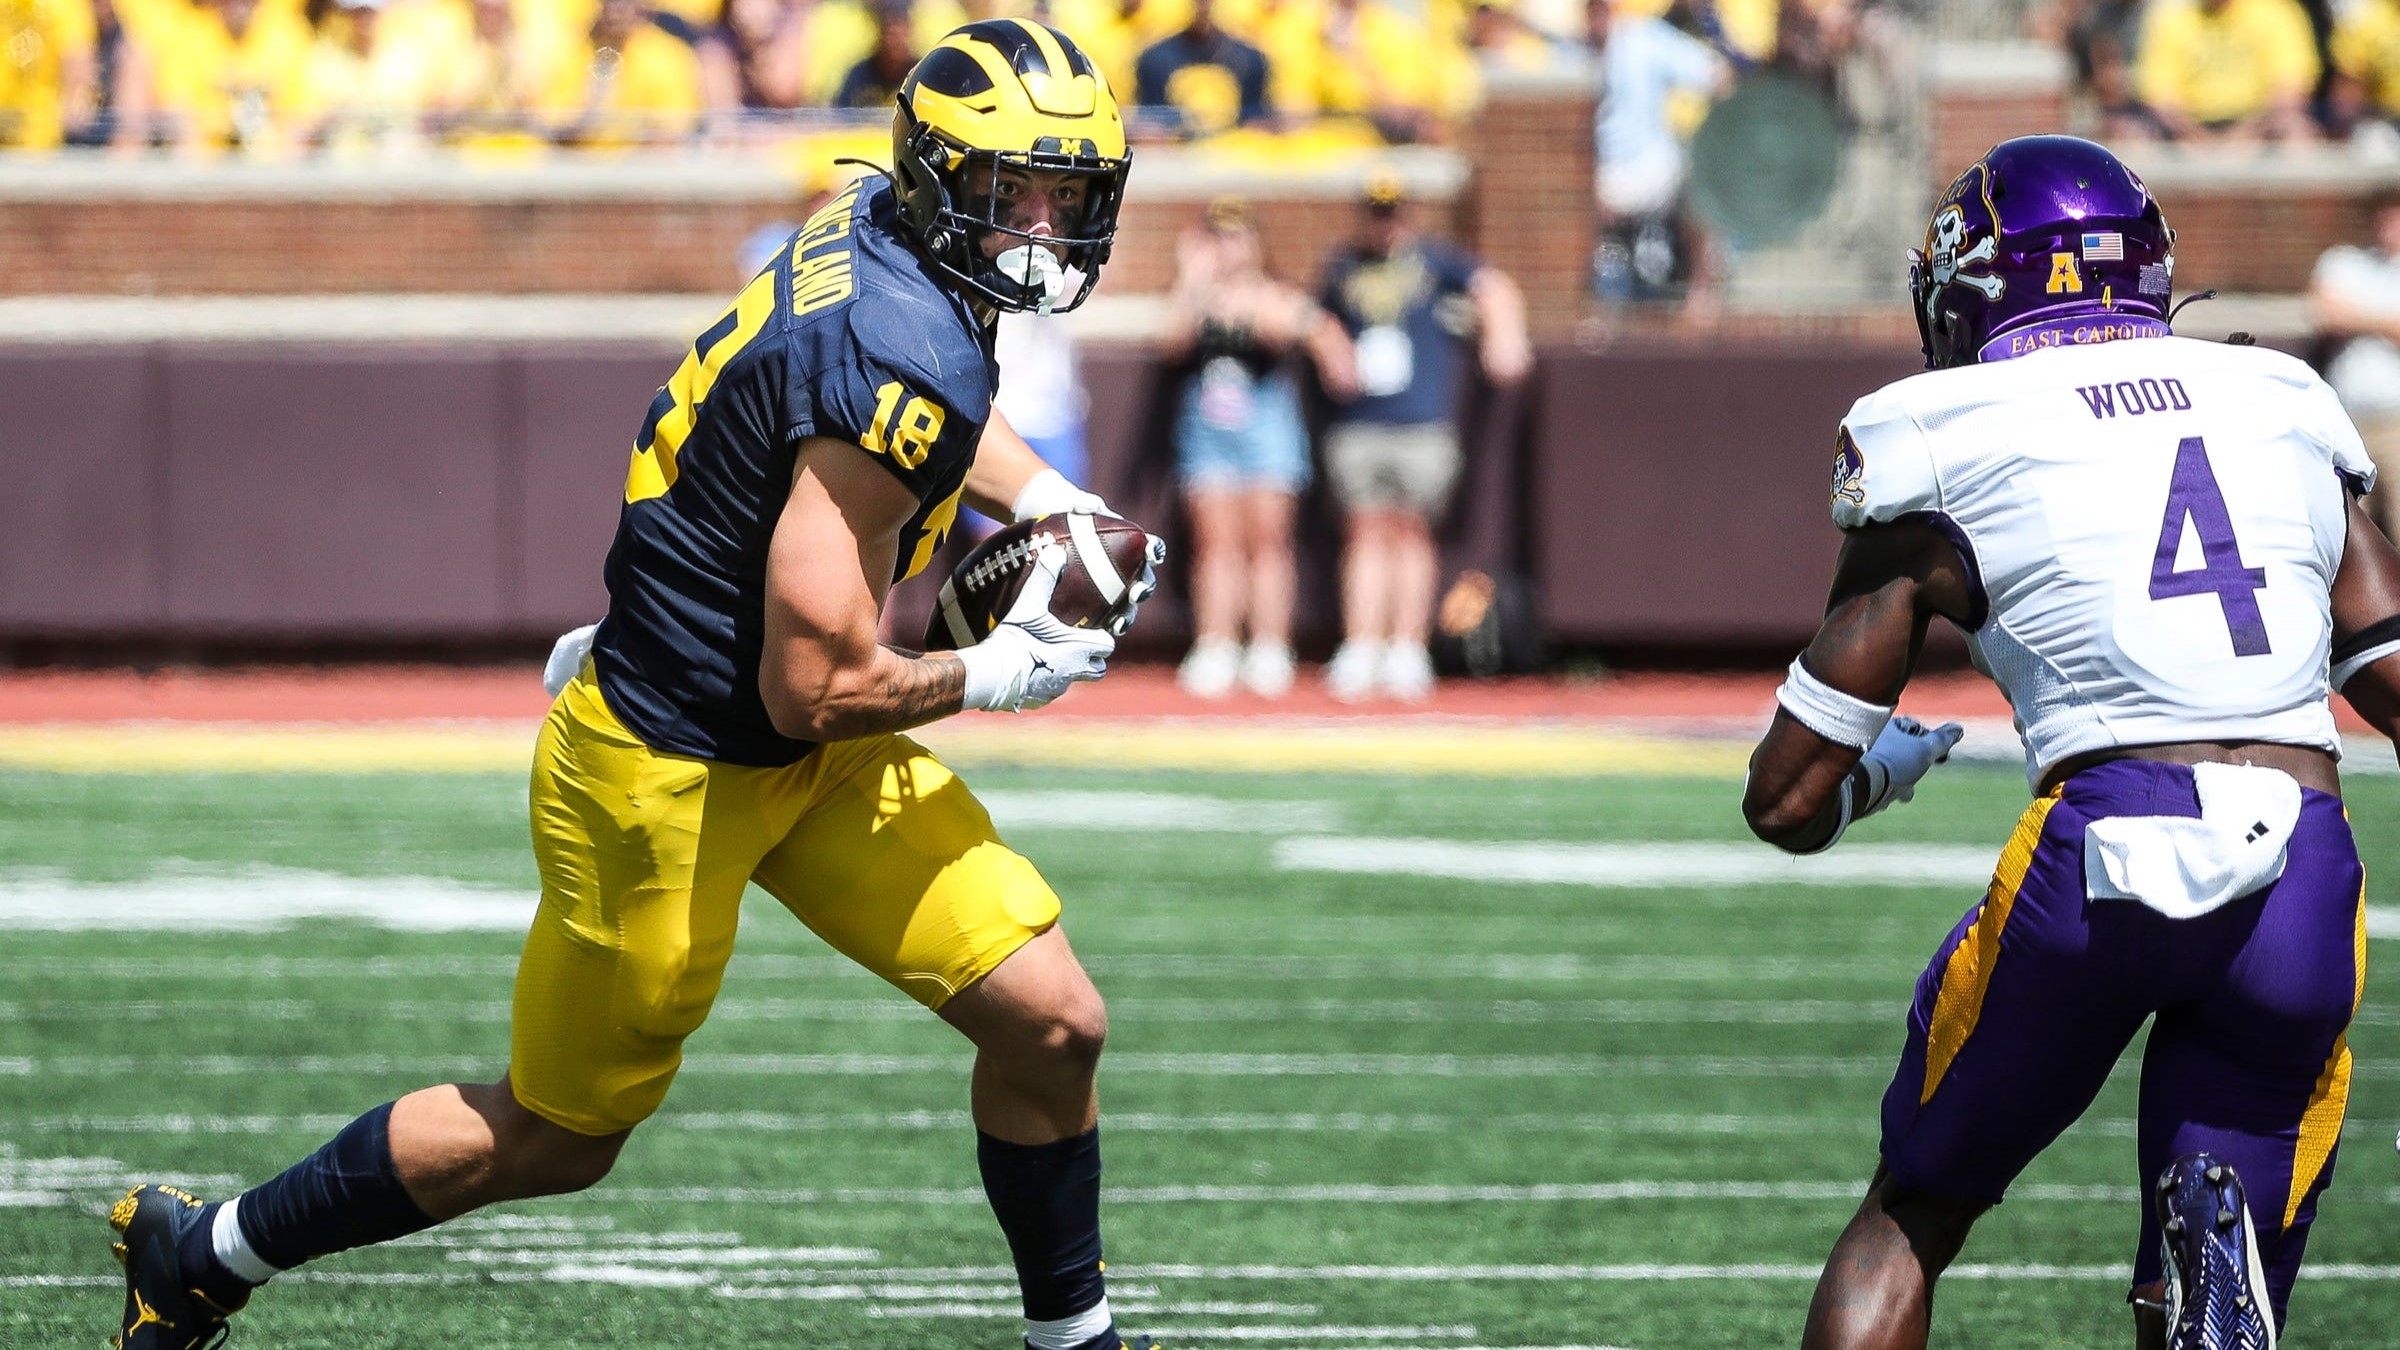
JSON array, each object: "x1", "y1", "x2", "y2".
[{"x1": 1922, "y1": 204, "x2": 2003, "y2": 320}]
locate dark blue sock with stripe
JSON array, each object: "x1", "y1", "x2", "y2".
[
  {"x1": 979, "y1": 1127, "x2": 1110, "y2": 1340},
  {"x1": 223, "y1": 1101, "x2": 436, "y2": 1270}
]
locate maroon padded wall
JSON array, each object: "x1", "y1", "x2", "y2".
[
  {"x1": 1530, "y1": 345, "x2": 1924, "y2": 644},
  {"x1": 0, "y1": 340, "x2": 1923, "y2": 650}
]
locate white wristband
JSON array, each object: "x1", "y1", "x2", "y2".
[
  {"x1": 954, "y1": 639, "x2": 1029, "y2": 713},
  {"x1": 1775, "y1": 657, "x2": 1894, "y2": 751},
  {"x1": 2333, "y1": 638, "x2": 2400, "y2": 692},
  {"x1": 1011, "y1": 468, "x2": 1086, "y2": 523}
]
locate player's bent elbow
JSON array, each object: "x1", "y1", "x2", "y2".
[
  {"x1": 757, "y1": 661, "x2": 846, "y2": 742},
  {"x1": 1742, "y1": 778, "x2": 1826, "y2": 853},
  {"x1": 759, "y1": 659, "x2": 913, "y2": 743}
]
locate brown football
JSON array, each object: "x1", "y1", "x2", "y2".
[{"x1": 923, "y1": 513, "x2": 1157, "y2": 652}]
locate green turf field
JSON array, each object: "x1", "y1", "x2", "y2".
[{"x1": 3, "y1": 762, "x2": 2396, "y2": 1349}]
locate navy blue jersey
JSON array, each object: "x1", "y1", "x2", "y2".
[
  {"x1": 592, "y1": 178, "x2": 996, "y2": 766},
  {"x1": 1318, "y1": 237, "x2": 1481, "y2": 426},
  {"x1": 1132, "y1": 30, "x2": 1269, "y2": 137}
]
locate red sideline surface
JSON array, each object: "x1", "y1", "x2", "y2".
[
  {"x1": 0, "y1": 665, "x2": 2376, "y2": 736},
  {"x1": 1, "y1": 665, "x2": 2028, "y2": 726}
]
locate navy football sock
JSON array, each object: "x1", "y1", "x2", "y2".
[
  {"x1": 234, "y1": 1101, "x2": 436, "y2": 1271},
  {"x1": 174, "y1": 1203, "x2": 257, "y2": 1311},
  {"x1": 978, "y1": 1128, "x2": 1110, "y2": 1335}
]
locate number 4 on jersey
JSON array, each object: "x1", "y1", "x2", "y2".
[{"x1": 2150, "y1": 436, "x2": 2271, "y2": 657}]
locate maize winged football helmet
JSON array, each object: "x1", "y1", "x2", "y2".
[
  {"x1": 1910, "y1": 135, "x2": 2175, "y2": 369},
  {"x1": 891, "y1": 19, "x2": 1130, "y2": 314}
]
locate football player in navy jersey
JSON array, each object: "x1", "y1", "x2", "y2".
[{"x1": 108, "y1": 22, "x2": 1166, "y2": 1350}]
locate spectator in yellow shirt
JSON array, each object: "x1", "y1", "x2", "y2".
[
  {"x1": 151, "y1": 0, "x2": 315, "y2": 151},
  {"x1": 699, "y1": 0, "x2": 811, "y2": 119},
  {"x1": 295, "y1": 0, "x2": 455, "y2": 153},
  {"x1": 426, "y1": 0, "x2": 551, "y2": 137},
  {"x1": 1295, "y1": 0, "x2": 1449, "y2": 141},
  {"x1": 2332, "y1": 0, "x2": 2400, "y2": 133},
  {"x1": 0, "y1": 0, "x2": 97, "y2": 147},
  {"x1": 63, "y1": 0, "x2": 158, "y2": 148},
  {"x1": 832, "y1": 0, "x2": 914, "y2": 106},
  {"x1": 544, "y1": 0, "x2": 702, "y2": 145},
  {"x1": 2132, "y1": 0, "x2": 2318, "y2": 141}
]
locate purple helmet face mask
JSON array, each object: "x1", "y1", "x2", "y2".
[{"x1": 1908, "y1": 136, "x2": 2175, "y2": 369}]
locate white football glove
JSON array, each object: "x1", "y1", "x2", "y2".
[
  {"x1": 1856, "y1": 715, "x2": 1966, "y2": 818},
  {"x1": 543, "y1": 622, "x2": 599, "y2": 697},
  {"x1": 956, "y1": 541, "x2": 1117, "y2": 712},
  {"x1": 1011, "y1": 467, "x2": 1110, "y2": 522},
  {"x1": 1793, "y1": 715, "x2": 1964, "y2": 855}
]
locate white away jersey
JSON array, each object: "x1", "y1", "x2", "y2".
[{"x1": 1832, "y1": 336, "x2": 2377, "y2": 789}]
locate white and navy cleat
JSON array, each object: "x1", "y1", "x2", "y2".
[{"x1": 2155, "y1": 1153, "x2": 2277, "y2": 1350}]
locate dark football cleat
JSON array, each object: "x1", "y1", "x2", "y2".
[
  {"x1": 2155, "y1": 1153, "x2": 2277, "y2": 1350},
  {"x1": 1026, "y1": 1334, "x2": 1163, "y2": 1350},
  {"x1": 109, "y1": 1185, "x2": 245, "y2": 1350}
]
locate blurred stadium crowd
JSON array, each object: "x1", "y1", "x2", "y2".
[
  {"x1": 2044, "y1": 0, "x2": 2400, "y2": 148},
  {"x1": 0, "y1": 0, "x2": 1884, "y2": 159}
]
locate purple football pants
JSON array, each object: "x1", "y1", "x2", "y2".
[{"x1": 1878, "y1": 759, "x2": 2364, "y2": 1321}]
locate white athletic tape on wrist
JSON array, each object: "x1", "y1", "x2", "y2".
[
  {"x1": 2333, "y1": 638, "x2": 2400, "y2": 692},
  {"x1": 1775, "y1": 657, "x2": 1895, "y2": 751},
  {"x1": 1011, "y1": 468, "x2": 1076, "y2": 523},
  {"x1": 956, "y1": 640, "x2": 1027, "y2": 713}
]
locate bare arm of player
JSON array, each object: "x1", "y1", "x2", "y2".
[
  {"x1": 758, "y1": 436, "x2": 968, "y2": 741},
  {"x1": 1743, "y1": 521, "x2": 1973, "y2": 852},
  {"x1": 964, "y1": 407, "x2": 1055, "y2": 521},
  {"x1": 2331, "y1": 496, "x2": 2400, "y2": 763}
]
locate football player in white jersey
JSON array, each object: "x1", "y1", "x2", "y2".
[{"x1": 1743, "y1": 136, "x2": 2400, "y2": 1350}]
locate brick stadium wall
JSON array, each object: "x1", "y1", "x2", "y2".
[
  {"x1": 2131, "y1": 171, "x2": 2378, "y2": 295},
  {"x1": 0, "y1": 199, "x2": 792, "y2": 297},
  {"x1": 1925, "y1": 43, "x2": 2072, "y2": 194},
  {"x1": 0, "y1": 75, "x2": 1599, "y2": 329},
  {"x1": 1464, "y1": 68, "x2": 1598, "y2": 336}
]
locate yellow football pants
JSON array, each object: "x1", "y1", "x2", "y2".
[{"x1": 510, "y1": 667, "x2": 1061, "y2": 1136}]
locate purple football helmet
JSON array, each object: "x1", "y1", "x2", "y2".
[{"x1": 1909, "y1": 135, "x2": 2175, "y2": 369}]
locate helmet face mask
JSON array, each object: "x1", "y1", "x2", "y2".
[
  {"x1": 1908, "y1": 135, "x2": 2175, "y2": 370},
  {"x1": 889, "y1": 21, "x2": 1131, "y2": 315}
]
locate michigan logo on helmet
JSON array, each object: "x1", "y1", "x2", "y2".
[
  {"x1": 888, "y1": 20, "x2": 1130, "y2": 314},
  {"x1": 1906, "y1": 135, "x2": 2175, "y2": 370}
]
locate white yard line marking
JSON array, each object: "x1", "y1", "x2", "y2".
[
  {"x1": 37, "y1": 1050, "x2": 2400, "y2": 1082},
  {"x1": 4, "y1": 1052, "x2": 1902, "y2": 1078},
  {"x1": 1276, "y1": 838, "x2": 2003, "y2": 888},
  {"x1": 0, "y1": 997, "x2": 1906, "y2": 1026},
  {"x1": 0, "y1": 1150, "x2": 239, "y2": 1208},
  {"x1": 46, "y1": 1109, "x2": 2318, "y2": 1141},
  {"x1": 980, "y1": 791, "x2": 1340, "y2": 833},
  {"x1": 0, "y1": 867, "x2": 534, "y2": 932},
  {"x1": 1105, "y1": 1327, "x2": 1477, "y2": 1342},
  {"x1": 26, "y1": 1261, "x2": 2400, "y2": 1289},
  {"x1": 5, "y1": 953, "x2": 1922, "y2": 981},
  {"x1": 587, "y1": 1182, "x2": 2141, "y2": 1206}
]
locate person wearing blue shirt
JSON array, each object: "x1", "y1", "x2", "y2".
[
  {"x1": 1132, "y1": 0, "x2": 1270, "y2": 139},
  {"x1": 1315, "y1": 172, "x2": 1530, "y2": 701}
]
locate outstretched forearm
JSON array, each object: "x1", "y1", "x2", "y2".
[
  {"x1": 765, "y1": 646, "x2": 967, "y2": 743},
  {"x1": 2332, "y1": 497, "x2": 2400, "y2": 766}
]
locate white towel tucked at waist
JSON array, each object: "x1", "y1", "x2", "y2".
[{"x1": 2083, "y1": 762, "x2": 2303, "y2": 919}]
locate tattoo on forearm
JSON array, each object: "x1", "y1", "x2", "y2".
[{"x1": 866, "y1": 650, "x2": 966, "y2": 731}]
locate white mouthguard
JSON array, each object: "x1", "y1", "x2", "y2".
[{"x1": 992, "y1": 242, "x2": 1067, "y2": 314}]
